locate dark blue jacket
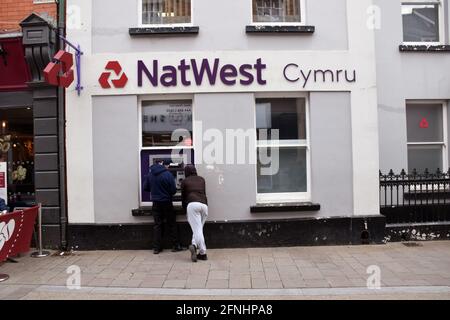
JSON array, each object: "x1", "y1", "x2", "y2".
[
  {"x1": 0, "y1": 198, "x2": 8, "y2": 212},
  {"x1": 143, "y1": 164, "x2": 177, "y2": 202}
]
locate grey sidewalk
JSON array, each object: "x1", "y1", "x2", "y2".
[{"x1": 1, "y1": 241, "x2": 450, "y2": 299}]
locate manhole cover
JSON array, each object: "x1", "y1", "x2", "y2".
[{"x1": 402, "y1": 242, "x2": 423, "y2": 247}]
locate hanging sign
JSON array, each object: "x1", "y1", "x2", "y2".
[{"x1": 44, "y1": 50, "x2": 75, "y2": 88}]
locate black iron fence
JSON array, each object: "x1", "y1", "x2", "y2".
[{"x1": 380, "y1": 169, "x2": 450, "y2": 224}]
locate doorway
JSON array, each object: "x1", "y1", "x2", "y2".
[{"x1": 0, "y1": 106, "x2": 35, "y2": 210}]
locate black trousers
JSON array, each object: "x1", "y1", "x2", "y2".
[{"x1": 152, "y1": 201, "x2": 180, "y2": 250}]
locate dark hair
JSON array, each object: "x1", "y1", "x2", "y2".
[{"x1": 184, "y1": 164, "x2": 197, "y2": 177}]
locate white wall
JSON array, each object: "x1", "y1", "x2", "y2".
[{"x1": 66, "y1": 0, "x2": 381, "y2": 223}]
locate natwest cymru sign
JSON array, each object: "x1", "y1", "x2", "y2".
[{"x1": 93, "y1": 52, "x2": 362, "y2": 94}]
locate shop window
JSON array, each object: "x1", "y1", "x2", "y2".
[
  {"x1": 0, "y1": 107, "x2": 35, "y2": 210},
  {"x1": 402, "y1": 1, "x2": 444, "y2": 44},
  {"x1": 140, "y1": 100, "x2": 193, "y2": 205},
  {"x1": 255, "y1": 97, "x2": 310, "y2": 203},
  {"x1": 140, "y1": 0, "x2": 192, "y2": 26},
  {"x1": 252, "y1": 0, "x2": 304, "y2": 24},
  {"x1": 406, "y1": 102, "x2": 448, "y2": 174}
]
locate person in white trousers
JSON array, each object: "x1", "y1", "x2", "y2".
[{"x1": 181, "y1": 165, "x2": 208, "y2": 262}]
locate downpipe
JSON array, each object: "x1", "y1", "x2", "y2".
[{"x1": 57, "y1": 0, "x2": 68, "y2": 251}]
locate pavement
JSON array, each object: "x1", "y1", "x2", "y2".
[{"x1": 1, "y1": 241, "x2": 450, "y2": 300}]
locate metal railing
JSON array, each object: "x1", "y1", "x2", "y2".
[{"x1": 380, "y1": 169, "x2": 450, "y2": 224}]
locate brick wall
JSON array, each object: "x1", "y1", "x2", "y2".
[{"x1": 0, "y1": 0, "x2": 57, "y2": 33}]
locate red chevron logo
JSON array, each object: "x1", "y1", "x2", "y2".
[
  {"x1": 44, "y1": 50, "x2": 74, "y2": 88},
  {"x1": 98, "y1": 61, "x2": 128, "y2": 89}
]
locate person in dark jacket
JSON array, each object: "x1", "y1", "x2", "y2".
[
  {"x1": 143, "y1": 159, "x2": 183, "y2": 254},
  {"x1": 0, "y1": 197, "x2": 8, "y2": 214},
  {"x1": 181, "y1": 164, "x2": 208, "y2": 262}
]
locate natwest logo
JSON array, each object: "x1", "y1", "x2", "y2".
[
  {"x1": 44, "y1": 50, "x2": 74, "y2": 88},
  {"x1": 98, "y1": 61, "x2": 128, "y2": 89}
]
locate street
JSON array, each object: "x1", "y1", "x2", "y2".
[{"x1": 1, "y1": 241, "x2": 450, "y2": 300}]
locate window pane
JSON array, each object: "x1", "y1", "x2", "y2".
[
  {"x1": 142, "y1": 101, "x2": 192, "y2": 147},
  {"x1": 257, "y1": 147, "x2": 307, "y2": 193},
  {"x1": 408, "y1": 145, "x2": 443, "y2": 174},
  {"x1": 406, "y1": 103, "x2": 443, "y2": 143},
  {"x1": 253, "y1": 0, "x2": 301, "y2": 23},
  {"x1": 402, "y1": 4, "x2": 439, "y2": 42},
  {"x1": 142, "y1": 0, "x2": 191, "y2": 25},
  {"x1": 0, "y1": 107, "x2": 36, "y2": 209},
  {"x1": 256, "y1": 98, "x2": 306, "y2": 140}
]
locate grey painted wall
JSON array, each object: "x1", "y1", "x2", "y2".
[
  {"x1": 92, "y1": 0, "x2": 348, "y2": 53},
  {"x1": 375, "y1": 0, "x2": 450, "y2": 173},
  {"x1": 92, "y1": 95, "x2": 141, "y2": 223},
  {"x1": 193, "y1": 93, "x2": 257, "y2": 221},
  {"x1": 90, "y1": 92, "x2": 354, "y2": 223},
  {"x1": 374, "y1": 0, "x2": 408, "y2": 173},
  {"x1": 310, "y1": 92, "x2": 353, "y2": 216}
]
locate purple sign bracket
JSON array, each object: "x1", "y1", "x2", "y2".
[{"x1": 58, "y1": 34, "x2": 83, "y2": 96}]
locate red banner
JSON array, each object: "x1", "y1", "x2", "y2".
[{"x1": 0, "y1": 206, "x2": 38, "y2": 262}]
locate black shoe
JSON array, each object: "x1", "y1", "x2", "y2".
[
  {"x1": 153, "y1": 248, "x2": 162, "y2": 254},
  {"x1": 197, "y1": 253, "x2": 208, "y2": 261},
  {"x1": 172, "y1": 245, "x2": 186, "y2": 252},
  {"x1": 189, "y1": 245, "x2": 197, "y2": 262}
]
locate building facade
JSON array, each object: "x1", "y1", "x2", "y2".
[
  {"x1": 2, "y1": 0, "x2": 447, "y2": 249},
  {"x1": 0, "y1": 1, "x2": 68, "y2": 248},
  {"x1": 376, "y1": 0, "x2": 450, "y2": 240},
  {"x1": 64, "y1": 0, "x2": 384, "y2": 249}
]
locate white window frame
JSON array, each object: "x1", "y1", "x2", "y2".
[
  {"x1": 401, "y1": 0, "x2": 446, "y2": 45},
  {"x1": 138, "y1": 94, "x2": 195, "y2": 207},
  {"x1": 250, "y1": 0, "x2": 306, "y2": 26},
  {"x1": 255, "y1": 92, "x2": 311, "y2": 204},
  {"x1": 406, "y1": 100, "x2": 449, "y2": 173},
  {"x1": 138, "y1": 0, "x2": 194, "y2": 28}
]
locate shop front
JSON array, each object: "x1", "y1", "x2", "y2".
[
  {"x1": 63, "y1": 0, "x2": 385, "y2": 250},
  {"x1": 0, "y1": 14, "x2": 67, "y2": 249},
  {"x1": 64, "y1": 51, "x2": 385, "y2": 249}
]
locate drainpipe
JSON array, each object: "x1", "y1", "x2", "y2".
[{"x1": 57, "y1": 0, "x2": 68, "y2": 251}]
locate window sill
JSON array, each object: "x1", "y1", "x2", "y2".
[
  {"x1": 246, "y1": 25, "x2": 315, "y2": 34},
  {"x1": 250, "y1": 202, "x2": 320, "y2": 213},
  {"x1": 129, "y1": 26, "x2": 199, "y2": 36},
  {"x1": 399, "y1": 44, "x2": 450, "y2": 52},
  {"x1": 132, "y1": 206, "x2": 185, "y2": 217}
]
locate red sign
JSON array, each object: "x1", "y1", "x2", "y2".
[
  {"x1": 0, "y1": 207, "x2": 38, "y2": 262},
  {"x1": 99, "y1": 61, "x2": 128, "y2": 89},
  {"x1": 420, "y1": 118, "x2": 429, "y2": 129},
  {"x1": 44, "y1": 50, "x2": 75, "y2": 88},
  {"x1": 0, "y1": 172, "x2": 4, "y2": 188}
]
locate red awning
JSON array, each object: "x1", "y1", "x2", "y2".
[{"x1": 0, "y1": 37, "x2": 31, "y2": 92}]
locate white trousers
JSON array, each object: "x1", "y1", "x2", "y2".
[{"x1": 187, "y1": 202, "x2": 208, "y2": 254}]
